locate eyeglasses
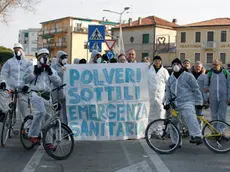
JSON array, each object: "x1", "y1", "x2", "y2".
[{"x1": 212, "y1": 63, "x2": 218, "y2": 66}]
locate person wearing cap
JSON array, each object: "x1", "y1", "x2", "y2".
[
  {"x1": 0, "y1": 43, "x2": 33, "y2": 122},
  {"x1": 164, "y1": 58, "x2": 203, "y2": 147},
  {"x1": 183, "y1": 59, "x2": 191, "y2": 72},
  {"x1": 23, "y1": 48, "x2": 61, "y2": 144},
  {"x1": 73, "y1": 58, "x2": 80, "y2": 64},
  {"x1": 148, "y1": 55, "x2": 169, "y2": 123},
  {"x1": 51, "y1": 51, "x2": 68, "y2": 124},
  {"x1": 90, "y1": 50, "x2": 101, "y2": 64}
]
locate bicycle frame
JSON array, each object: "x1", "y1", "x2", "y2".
[
  {"x1": 170, "y1": 107, "x2": 222, "y2": 137},
  {"x1": 38, "y1": 84, "x2": 66, "y2": 142}
]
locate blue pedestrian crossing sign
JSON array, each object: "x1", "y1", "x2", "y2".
[
  {"x1": 89, "y1": 41, "x2": 102, "y2": 52},
  {"x1": 106, "y1": 50, "x2": 115, "y2": 60},
  {"x1": 88, "y1": 25, "x2": 105, "y2": 42}
]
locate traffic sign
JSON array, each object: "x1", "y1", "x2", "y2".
[
  {"x1": 89, "y1": 41, "x2": 102, "y2": 52},
  {"x1": 105, "y1": 40, "x2": 116, "y2": 50},
  {"x1": 106, "y1": 50, "x2": 115, "y2": 60},
  {"x1": 88, "y1": 25, "x2": 105, "y2": 42}
]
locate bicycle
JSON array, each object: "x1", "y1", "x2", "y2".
[
  {"x1": 0, "y1": 88, "x2": 29, "y2": 147},
  {"x1": 145, "y1": 97, "x2": 230, "y2": 154},
  {"x1": 20, "y1": 84, "x2": 74, "y2": 160}
]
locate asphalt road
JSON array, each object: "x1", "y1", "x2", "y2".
[{"x1": 0, "y1": 108, "x2": 230, "y2": 172}]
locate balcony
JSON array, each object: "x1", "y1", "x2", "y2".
[
  {"x1": 56, "y1": 41, "x2": 67, "y2": 48},
  {"x1": 74, "y1": 26, "x2": 88, "y2": 33},
  {"x1": 202, "y1": 41, "x2": 216, "y2": 50},
  {"x1": 38, "y1": 28, "x2": 68, "y2": 36},
  {"x1": 43, "y1": 43, "x2": 55, "y2": 48}
]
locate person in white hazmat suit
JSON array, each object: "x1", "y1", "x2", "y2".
[
  {"x1": 51, "y1": 51, "x2": 68, "y2": 124},
  {"x1": 23, "y1": 48, "x2": 61, "y2": 144},
  {"x1": 164, "y1": 58, "x2": 203, "y2": 148},
  {"x1": 204, "y1": 59, "x2": 230, "y2": 133},
  {"x1": 0, "y1": 43, "x2": 33, "y2": 122},
  {"x1": 148, "y1": 55, "x2": 169, "y2": 122},
  {"x1": 90, "y1": 50, "x2": 101, "y2": 64}
]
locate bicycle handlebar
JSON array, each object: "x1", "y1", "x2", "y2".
[{"x1": 52, "y1": 84, "x2": 66, "y2": 92}]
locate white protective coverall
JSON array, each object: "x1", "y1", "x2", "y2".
[
  {"x1": 165, "y1": 71, "x2": 203, "y2": 144},
  {"x1": 51, "y1": 51, "x2": 68, "y2": 124},
  {"x1": 1, "y1": 54, "x2": 32, "y2": 121},
  {"x1": 23, "y1": 64, "x2": 61, "y2": 137},
  {"x1": 89, "y1": 50, "x2": 100, "y2": 64},
  {"x1": 204, "y1": 69, "x2": 230, "y2": 131},
  {"x1": 148, "y1": 65, "x2": 169, "y2": 122}
]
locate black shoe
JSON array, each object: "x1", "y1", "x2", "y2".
[
  {"x1": 190, "y1": 136, "x2": 203, "y2": 145},
  {"x1": 169, "y1": 144, "x2": 181, "y2": 149}
]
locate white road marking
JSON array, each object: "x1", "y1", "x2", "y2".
[
  {"x1": 21, "y1": 146, "x2": 44, "y2": 172},
  {"x1": 114, "y1": 160, "x2": 152, "y2": 172},
  {"x1": 120, "y1": 141, "x2": 133, "y2": 166},
  {"x1": 139, "y1": 140, "x2": 171, "y2": 172}
]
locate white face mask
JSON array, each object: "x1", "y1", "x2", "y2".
[
  {"x1": 61, "y1": 59, "x2": 68, "y2": 65},
  {"x1": 97, "y1": 57, "x2": 103, "y2": 63},
  {"x1": 173, "y1": 65, "x2": 180, "y2": 72},
  {"x1": 16, "y1": 51, "x2": 21, "y2": 57},
  {"x1": 40, "y1": 57, "x2": 48, "y2": 65}
]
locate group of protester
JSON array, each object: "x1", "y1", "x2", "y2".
[
  {"x1": 0, "y1": 43, "x2": 229, "y2": 148},
  {"x1": 149, "y1": 55, "x2": 230, "y2": 147}
]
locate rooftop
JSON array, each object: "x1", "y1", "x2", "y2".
[
  {"x1": 40, "y1": 16, "x2": 117, "y2": 25},
  {"x1": 176, "y1": 18, "x2": 230, "y2": 28},
  {"x1": 113, "y1": 16, "x2": 179, "y2": 29}
]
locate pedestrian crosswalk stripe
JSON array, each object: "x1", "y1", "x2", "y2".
[{"x1": 89, "y1": 28, "x2": 104, "y2": 40}]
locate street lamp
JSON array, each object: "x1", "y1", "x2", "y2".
[{"x1": 103, "y1": 7, "x2": 130, "y2": 55}]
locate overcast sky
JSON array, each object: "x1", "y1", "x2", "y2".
[{"x1": 0, "y1": 0, "x2": 229, "y2": 48}]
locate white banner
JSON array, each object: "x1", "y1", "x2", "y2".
[{"x1": 64, "y1": 63, "x2": 150, "y2": 140}]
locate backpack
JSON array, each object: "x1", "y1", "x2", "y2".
[{"x1": 208, "y1": 69, "x2": 228, "y2": 85}]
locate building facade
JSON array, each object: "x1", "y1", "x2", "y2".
[
  {"x1": 175, "y1": 18, "x2": 230, "y2": 69},
  {"x1": 112, "y1": 16, "x2": 178, "y2": 65},
  {"x1": 38, "y1": 17, "x2": 117, "y2": 63},
  {"x1": 18, "y1": 28, "x2": 40, "y2": 56}
]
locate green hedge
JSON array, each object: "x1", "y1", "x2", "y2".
[{"x1": 0, "y1": 52, "x2": 14, "y2": 64}]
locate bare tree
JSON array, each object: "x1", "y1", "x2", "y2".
[{"x1": 0, "y1": 0, "x2": 40, "y2": 23}]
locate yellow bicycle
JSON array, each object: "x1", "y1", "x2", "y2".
[{"x1": 145, "y1": 98, "x2": 230, "y2": 154}]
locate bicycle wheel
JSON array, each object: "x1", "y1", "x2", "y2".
[
  {"x1": 20, "y1": 115, "x2": 35, "y2": 150},
  {"x1": 202, "y1": 120, "x2": 230, "y2": 153},
  {"x1": 1, "y1": 111, "x2": 11, "y2": 147},
  {"x1": 145, "y1": 119, "x2": 181, "y2": 154},
  {"x1": 42, "y1": 123, "x2": 74, "y2": 160}
]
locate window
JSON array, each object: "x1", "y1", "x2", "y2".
[
  {"x1": 195, "y1": 53, "x2": 200, "y2": 62},
  {"x1": 181, "y1": 32, "x2": 186, "y2": 43},
  {"x1": 220, "y1": 53, "x2": 226, "y2": 64},
  {"x1": 142, "y1": 53, "x2": 149, "y2": 59},
  {"x1": 24, "y1": 32, "x2": 29, "y2": 38},
  {"x1": 180, "y1": 53, "x2": 186, "y2": 62},
  {"x1": 207, "y1": 31, "x2": 214, "y2": 41},
  {"x1": 221, "y1": 31, "x2": 227, "y2": 42},
  {"x1": 142, "y1": 34, "x2": 149, "y2": 44},
  {"x1": 195, "y1": 32, "x2": 201, "y2": 43},
  {"x1": 206, "y1": 53, "x2": 213, "y2": 63}
]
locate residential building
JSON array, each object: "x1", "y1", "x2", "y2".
[
  {"x1": 18, "y1": 28, "x2": 40, "y2": 56},
  {"x1": 175, "y1": 18, "x2": 230, "y2": 69},
  {"x1": 112, "y1": 16, "x2": 178, "y2": 64},
  {"x1": 38, "y1": 16, "x2": 117, "y2": 63}
]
